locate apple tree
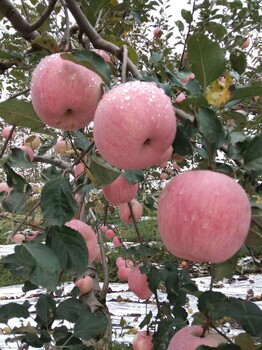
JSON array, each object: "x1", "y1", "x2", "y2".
[{"x1": 0, "y1": 0, "x2": 261, "y2": 349}]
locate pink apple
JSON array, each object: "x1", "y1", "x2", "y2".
[
  {"x1": 153, "y1": 27, "x2": 162, "y2": 39},
  {"x1": 93, "y1": 81, "x2": 176, "y2": 170},
  {"x1": 116, "y1": 257, "x2": 134, "y2": 268},
  {"x1": 93, "y1": 49, "x2": 111, "y2": 63},
  {"x1": 133, "y1": 331, "x2": 153, "y2": 350},
  {"x1": 24, "y1": 135, "x2": 41, "y2": 150},
  {"x1": 159, "y1": 145, "x2": 173, "y2": 166},
  {"x1": 74, "y1": 163, "x2": 85, "y2": 178},
  {"x1": 0, "y1": 182, "x2": 13, "y2": 198},
  {"x1": 74, "y1": 275, "x2": 94, "y2": 295},
  {"x1": 128, "y1": 266, "x2": 153, "y2": 300},
  {"x1": 157, "y1": 170, "x2": 251, "y2": 263},
  {"x1": 176, "y1": 92, "x2": 186, "y2": 103},
  {"x1": 65, "y1": 219, "x2": 99, "y2": 264},
  {"x1": 102, "y1": 175, "x2": 138, "y2": 205},
  {"x1": 182, "y1": 73, "x2": 195, "y2": 84},
  {"x1": 117, "y1": 266, "x2": 132, "y2": 282},
  {"x1": 118, "y1": 199, "x2": 143, "y2": 224},
  {"x1": 12, "y1": 233, "x2": 25, "y2": 243},
  {"x1": 240, "y1": 37, "x2": 251, "y2": 49},
  {"x1": 2, "y1": 126, "x2": 16, "y2": 140},
  {"x1": 54, "y1": 139, "x2": 72, "y2": 155},
  {"x1": 100, "y1": 225, "x2": 108, "y2": 233},
  {"x1": 31, "y1": 53, "x2": 103, "y2": 130},
  {"x1": 19, "y1": 145, "x2": 34, "y2": 162},
  {"x1": 167, "y1": 325, "x2": 226, "y2": 350},
  {"x1": 106, "y1": 229, "x2": 115, "y2": 239},
  {"x1": 160, "y1": 172, "x2": 168, "y2": 181},
  {"x1": 113, "y1": 236, "x2": 122, "y2": 247}
]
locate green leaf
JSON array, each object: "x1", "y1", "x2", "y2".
[
  {"x1": 35, "y1": 295, "x2": 56, "y2": 327},
  {"x1": 230, "y1": 84, "x2": 262, "y2": 101},
  {"x1": 0, "y1": 99, "x2": 45, "y2": 132},
  {"x1": 61, "y1": 50, "x2": 111, "y2": 86},
  {"x1": 32, "y1": 35, "x2": 59, "y2": 53},
  {"x1": 205, "y1": 22, "x2": 227, "y2": 41},
  {"x1": 46, "y1": 226, "x2": 88, "y2": 274},
  {"x1": 41, "y1": 176, "x2": 78, "y2": 227},
  {"x1": 172, "y1": 124, "x2": 192, "y2": 156},
  {"x1": 243, "y1": 134, "x2": 262, "y2": 171},
  {"x1": 198, "y1": 291, "x2": 227, "y2": 318},
  {"x1": 53, "y1": 326, "x2": 87, "y2": 349},
  {"x1": 74, "y1": 311, "x2": 108, "y2": 340},
  {"x1": 151, "y1": 52, "x2": 163, "y2": 64},
  {"x1": 8, "y1": 148, "x2": 36, "y2": 168},
  {"x1": 181, "y1": 9, "x2": 192, "y2": 23},
  {"x1": 197, "y1": 344, "x2": 241, "y2": 350},
  {"x1": 90, "y1": 154, "x2": 120, "y2": 185},
  {"x1": 123, "y1": 170, "x2": 144, "y2": 183},
  {"x1": 70, "y1": 130, "x2": 91, "y2": 151},
  {"x1": 235, "y1": 333, "x2": 257, "y2": 350},
  {"x1": 196, "y1": 107, "x2": 225, "y2": 149},
  {"x1": 230, "y1": 50, "x2": 247, "y2": 75},
  {"x1": 213, "y1": 254, "x2": 239, "y2": 282},
  {"x1": 56, "y1": 298, "x2": 90, "y2": 323},
  {"x1": 187, "y1": 33, "x2": 226, "y2": 89},
  {"x1": 103, "y1": 34, "x2": 138, "y2": 64},
  {"x1": 0, "y1": 302, "x2": 30, "y2": 323}
]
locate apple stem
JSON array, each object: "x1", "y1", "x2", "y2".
[
  {"x1": 128, "y1": 202, "x2": 143, "y2": 244},
  {"x1": 200, "y1": 326, "x2": 207, "y2": 338}
]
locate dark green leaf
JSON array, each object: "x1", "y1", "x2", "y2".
[
  {"x1": 123, "y1": 170, "x2": 144, "y2": 183},
  {"x1": 35, "y1": 295, "x2": 56, "y2": 327},
  {"x1": 70, "y1": 130, "x2": 91, "y2": 151},
  {"x1": 230, "y1": 84, "x2": 262, "y2": 101},
  {"x1": 32, "y1": 35, "x2": 59, "y2": 53},
  {"x1": 181, "y1": 9, "x2": 192, "y2": 23},
  {"x1": 172, "y1": 124, "x2": 192, "y2": 155},
  {"x1": 41, "y1": 176, "x2": 78, "y2": 227},
  {"x1": 243, "y1": 134, "x2": 262, "y2": 172},
  {"x1": 188, "y1": 33, "x2": 226, "y2": 89},
  {"x1": 197, "y1": 344, "x2": 241, "y2": 350},
  {"x1": 56, "y1": 298, "x2": 90, "y2": 323},
  {"x1": 213, "y1": 254, "x2": 239, "y2": 282},
  {"x1": 205, "y1": 22, "x2": 227, "y2": 41},
  {"x1": 230, "y1": 50, "x2": 247, "y2": 75},
  {"x1": 8, "y1": 148, "x2": 36, "y2": 168},
  {"x1": 90, "y1": 154, "x2": 120, "y2": 185},
  {"x1": 198, "y1": 291, "x2": 227, "y2": 318},
  {"x1": 74, "y1": 311, "x2": 108, "y2": 340},
  {"x1": 0, "y1": 302, "x2": 30, "y2": 323}
]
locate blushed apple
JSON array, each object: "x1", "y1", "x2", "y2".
[
  {"x1": 102, "y1": 175, "x2": 138, "y2": 205},
  {"x1": 157, "y1": 170, "x2": 251, "y2": 263},
  {"x1": 100, "y1": 225, "x2": 108, "y2": 233},
  {"x1": 176, "y1": 92, "x2": 186, "y2": 103},
  {"x1": 74, "y1": 163, "x2": 85, "y2": 178},
  {"x1": 31, "y1": 53, "x2": 103, "y2": 130},
  {"x1": 106, "y1": 229, "x2": 115, "y2": 239},
  {"x1": 117, "y1": 266, "x2": 132, "y2": 282},
  {"x1": 54, "y1": 139, "x2": 72, "y2": 155},
  {"x1": 133, "y1": 330, "x2": 153, "y2": 350},
  {"x1": 93, "y1": 81, "x2": 176, "y2": 170},
  {"x1": 65, "y1": 219, "x2": 99, "y2": 264},
  {"x1": 153, "y1": 27, "x2": 162, "y2": 39},
  {"x1": 12, "y1": 233, "x2": 25, "y2": 243},
  {"x1": 116, "y1": 257, "x2": 134, "y2": 268},
  {"x1": 2, "y1": 126, "x2": 16, "y2": 140},
  {"x1": 182, "y1": 72, "x2": 195, "y2": 84},
  {"x1": 128, "y1": 265, "x2": 153, "y2": 300},
  {"x1": 118, "y1": 199, "x2": 142, "y2": 224},
  {"x1": 74, "y1": 275, "x2": 94, "y2": 295},
  {"x1": 160, "y1": 172, "x2": 168, "y2": 181},
  {"x1": 24, "y1": 135, "x2": 41, "y2": 150},
  {"x1": 167, "y1": 325, "x2": 226, "y2": 350},
  {"x1": 240, "y1": 37, "x2": 251, "y2": 49},
  {"x1": 113, "y1": 236, "x2": 122, "y2": 247}
]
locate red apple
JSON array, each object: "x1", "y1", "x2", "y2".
[
  {"x1": 106, "y1": 229, "x2": 115, "y2": 239},
  {"x1": 2, "y1": 126, "x2": 16, "y2": 140},
  {"x1": 159, "y1": 145, "x2": 173, "y2": 165},
  {"x1": 19, "y1": 145, "x2": 34, "y2": 162},
  {"x1": 65, "y1": 219, "x2": 99, "y2": 264},
  {"x1": 102, "y1": 175, "x2": 138, "y2": 205},
  {"x1": 74, "y1": 275, "x2": 94, "y2": 295},
  {"x1": 117, "y1": 266, "x2": 132, "y2": 282},
  {"x1": 93, "y1": 81, "x2": 176, "y2": 170},
  {"x1": 128, "y1": 266, "x2": 153, "y2": 300},
  {"x1": 180, "y1": 261, "x2": 188, "y2": 268},
  {"x1": 133, "y1": 331, "x2": 153, "y2": 350},
  {"x1": 31, "y1": 53, "x2": 103, "y2": 130},
  {"x1": 24, "y1": 135, "x2": 41, "y2": 150},
  {"x1": 113, "y1": 236, "x2": 122, "y2": 247},
  {"x1": 54, "y1": 139, "x2": 72, "y2": 155},
  {"x1": 167, "y1": 325, "x2": 226, "y2": 350},
  {"x1": 157, "y1": 170, "x2": 251, "y2": 263},
  {"x1": 74, "y1": 163, "x2": 85, "y2": 178},
  {"x1": 182, "y1": 73, "x2": 195, "y2": 84},
  {"x1": 116, "y1": 257, "x2": 134, "y2": 268},
  {"x1": 160, "y1": 172, "x2": 168, "y2": 181},
  {"x1": 153, "y1": 27, "x2": 162, "y2": 39},
  {"x1": 118, "y1": 199, "x2": 142, "y2": 224},
  {"x1": 100, "y1": 225, "x2": 108, "y2": 233},
  {"x1": 12, "y1": 233, "x2": 25, "y2": 243},
  {"x1": 176, "y1": 92, "x2": 186, "y2": 103}
]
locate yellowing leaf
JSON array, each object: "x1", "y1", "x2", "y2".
[{"x1": 205, "y1": 75, "x2": 234, "y2": 107}]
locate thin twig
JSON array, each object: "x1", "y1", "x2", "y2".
[
  {"x1": 0, "y1": 214, "x2": 45, "y2": 231},
  {"x1": 128, "y1": 202, "x2": 143, "y2": 244},
  {"x1": 0, "y1": 125, "x2": 16, "y2": 158},
  {"x1": 121, "y1": 45, "x2": 128, "y2": 83}
]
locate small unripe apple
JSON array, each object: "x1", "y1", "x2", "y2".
[
  {"x1": 2, "y1": 126, "x2": 16, "y2": 140},
  {"x1": 153, "y1": 27, "x2": 162, "y2": 39},
  {"x1": 157, "y1": 170, "x2": 251, "y2": 263},
  {"x1": 65, "y1": 219, "x2": 98, "y2": 264},
  {"x1": 54, "y1": 139, "x2": 72, "y2": 155},
  {"x1": 74, "y1": 275, "x2": 94, "y2": 295},
  {"x1": 102, "y1": 175, "x2": 138, "y2": 205},
  {"x1": 240, "y1": 37, "x2": 251, "y2": 49},
  {"x1": 31, "y1": 53, "x2": 103, "y2": 130},
  {"x1": 167, "y1": 325, "x2": 226, "y2": 350},
  {"x1": 106, "y1": 229, "x2": 115, "y2": 239},
  {"x1": 118, "y1": 199, "x2": 143, "y2": 224},
  {"x1": 93, "y1": 81, "x2": 176, "y2": 170},
  {"x1": 117, "y1": 266, "x2": 132, "y2": 282},
  {"x1": 128, "y1": 266, "x2": 153, "y2": 300},
  {"x1": 19, "y1": 145, "x2": 34, "y2": 162},
  {"x1": 24, "y1": 135, "x2": 41, "y2": 150},
  {"x1": 133, "y1": 331, "x2": 153, "y2": 350}
]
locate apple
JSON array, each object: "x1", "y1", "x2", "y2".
[
  {"x1": 93, "y1": 80, "x2": 176, "y2": 170},
  {"x1": 26, "y1": 230, "x2": 38, "y2": 241},
  {"x1": 153, "y1": 27, "x2": 162, "y2": 39},
  {"x1": 176, "y1": 92, "x2": 186, "y2": 103},
  {"x1": 74, "y1": 163, "x2": 85, "y2": 178},
  {"x1": 19, "y1": 145, "x2": 34, "y2": 162},
  {"x1": 157, "y1": 170, "x2": 251, "y2": 263},
  {"x1": 128, "y1": 266, "x2": 153, "y2": 300},
  {"x1": 2, "y1": 126, "x2": 16, "y2": 140},
  {"x1": 0, "y1": 182, "x2": 13, "y2": 198},
  {"x1": 240, "y1": 37, "x2": 251, "y2": 49},
  {"x1": 118, "y1": 199, "x2": 142, "y2": 224},
  {"x1": 159, "y1": 145, "x2": 173, "y2": 166},
  {"x1": 182, "y1": 72, "x2": 195, "y2": 84},
  {"x1": 106, "y1": 229, "x2": 115, "y2": 239},
  {"x1": 54, "y1": 139, "x2": 72, "y2": 155},
  {"x1": 133, "y1": 331, "x2": 153, "y2": 350},
  {"x1": 65, "y1": 219, "x2": 99, "y2": 264},
  {"x1": 102, "y1": 175, "x2": 138, "y2": 205},
  {"x1": 160, "y1": 172, "x2": 168, "y2": 181},
  {"x1": 93, "y1": 49, "x2": 111, "y2": 63},
  {"x1": 117, "y1": 266, "x2": 132, "y2": 282},
  {"x1": 113, "y1": 236, "x2": 122, "y2": 247},
  {"x1": 100, "y1": 225, "x2": 108, "y2": 233},
  {"x1": 116, "y1": 257, "x2": 134, "y2": 268},
  {"x1": 24, "y1": 135, "x2": 41, "y2": 150},
  {"x1": 12, "y1": 233, "x2": 25, "y2": 243},
  {"x1": 31, "y1": 53, "x2": 103, "y2": 130},
  {"x1": 180, "y1": 261, "x2": 188, "y2": 268},
  {"x1": 167, "y1": 325, "x2": 226, "y2": 350},
  {"x1": 74, "y1": 275, "x2": 94, "y2": 295}
]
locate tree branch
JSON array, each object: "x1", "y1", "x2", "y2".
[
  {"x1": 65, "y1": 0, "x2": 142, "y2": 78},
  {"x1": 33, "y1": 155, "x2": 73, "y2": 173}
]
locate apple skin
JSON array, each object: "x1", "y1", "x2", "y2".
[
  {"x1": 0, "y1": 182, "x2": 13, "y2": 197},
  {"x1": 74, "y1": 163, "x2": 85, "y2": 178},
  {"x1": 116, "y1": 257, "x2": 134, "y2": 268},
  {"x1": 74, "y1": 275, "x2": 94, "y2": 295},
  {"x1": 118, "y1": 199, "x2": 142, "y2": 224},
  {"x1": 24, "y1": 135, "x2": 41, "y2": 150},
  {"x1": 105, "y1": 229, "x2": 115, "y2": 239},
  {"x1": 2, "y1": 126, "x2": 16, "y2": 140},
  {"x1": 157, "y1": 170, "x2": 251, "y2": 263},
  {"x1": 102, "y1": 175, "x2": 138, "y2": 205},
  {"x1": 128, "y1": 266, "x2": 153, "y2": 300},
  {"x1": 133, "y1": 331, "x2": 153, "y2": 350},
  {"x1": 240, "y1": 37, "x2": 251, "y2": 49},
  {"x1": 117, "y1": 266, "x2": 132, "y2": 282},
  {"x1": 93, "y1": 49, "x2": 111, "y2": 63},
  {"x1": 153, "y1": 27, "x2": 162, "y2": 39},
  {"x1": 12, "y1": 233, "x2": 25, "y2": 243},
  {"x1": 167, "y1": 325, "x2": 226, "y2": 350},
  {"x1": 31, "y1": 53, "x2": 103, "y2": 130},
  {"x1": 65, "y1": 219, "x2": 98, "y2": 264},
  {"x1": 113, "y1": 236, "x2": 122, "y2": 247},
  {"x1": 54, "y1": 139, "x2": 72, "y2": 155},
  {"x1": 93, "y1": 81, "x2": 176, "y2": 170},
  {"x1": 19, "y1": 145, "x2": 34, "y2": 162},
  {"x1": 176, "y1": 92, "x2": 186, "y2": 103}
]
